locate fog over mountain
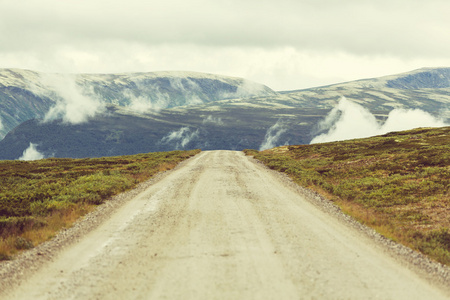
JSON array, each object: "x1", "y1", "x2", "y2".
[
  {"x1": 18, "y1": 143, "x2": 44, "y2": 161},
  {"x1": 0, "y1": 69, "x2": 276, "y2": 138},
  {"x1": 1, "y1": 67, "x2": 449, "y2": 159},
  {"x1": 310, "y1": 97, "x2": 448, "y2": 144}
]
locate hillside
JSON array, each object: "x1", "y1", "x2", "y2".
[
  {"x1": 1, "y1": 67, "x2": 449, "y2": 159},
  {"x1": 270, "y1": 67, "x2": 450, "y2": 117},
  {"x1": 248, "y1": 126, "x2": 450, "y2": 265},
  {"x1": 0, "y1": 103, "x2": 325, "y2": 159},
  {"x1": 0, "y1": 69, "x2": 276, "y2": 138}
]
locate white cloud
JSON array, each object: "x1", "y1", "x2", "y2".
[
  {"x1": 122, "y1": 76, "x2": 206, "y2": 113},
  {"x1": 202, "y1": 115, "x2": 224, "y2": 125},
  {"x1": 382, "y1": 109, "x2": 448, "y2": 133},
  {"x1": 31, "y1": 74, "x2": 105, "y2": 124},
  {"x1": 310, "y1": 97, "x2": 448, "y2": 144},
  {"x1": 18, "y1": 143, "x2": 45, "y2": 161},
  {"x1": 0, "y1": 117, "x2": 5, "y2": 139},
  {"x1": 169, "y1": 77, "x2": 203, "y2": 105},
  {"x1": 123, "y1": 89, "x2": 168, "y2": 113},
  {"x1": 2, "y1": 0, "x2": 449, "y2": 55},
  {"x1": 160, "y1": 127, "x2": 200, "y2": 149},
  {"x1": 220, "y1": 78, "x2": 271, "y2": 98},
  {"x1": 126, "y1": 94, "x2": 158, "y2": 112},
  {"x1": 0, "y1": 1, "x2": 449, "y2": 90},
  {"x1": 259, "y1": 120, "x2": 289, "y2": 151}
]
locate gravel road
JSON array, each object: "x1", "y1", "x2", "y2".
[{"x1": 2, "y1": 150, "x2": 449, "y2": 299}]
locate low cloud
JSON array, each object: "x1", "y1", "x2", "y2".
[
  {"x1": 31, "y1": 74, "x2": 104, "y2": 124},
  {"x1": 170, "y1": 77, "x2": 204, "y2": 106},
  {"x1": 2, "y1": 1, "x2": 450, "y2": 91},
  {"x1": 311, "y1": 97, "x2": 448, "y2": 144},
  {"x1": 202, "y1": 115, "x2": 224, "y2": 125},
  {"x1": 235, "y1": 79, "x2": 269, "y2": 98},
  {"x1": 122, "y1": 77, "x2": 204, "y2": 113},
  {"x1": 0, "y1": 117, "x2": 6, "y2": 140},
  {"x1": 18, "y1": 143, "x2": 45, "y2": 161},
  {"x1": 126, "y1": 94, "x2": 156, "y2": 112},
  {"x1": 259, "y1": 120, "x2": 289, "y2": 151},
  {"x1": 219, "y1": 79, "x2": 270, "y2": 99},
  {"x1": 160, "y1": 127, "x2": 199, "y2": 149},
  {"x1": 123, "y1": 89, "x2": 168, "y2": 113}
]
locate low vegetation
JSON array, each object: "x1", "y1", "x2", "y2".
[
  {"x1": 246, "y1": 127, "x2": 450, "y2": 265},
  {"x1": 0, "y1": 150, "x2": 200, "y2": 260}
]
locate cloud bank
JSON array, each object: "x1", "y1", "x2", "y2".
[
  {"x1": 1, "y1": 1, "x2": 449, "y2": 56},
  {"x1": 123, "y1": 90, "x2": 166, "y2": 113},
  {"x1": 18, "y1": 143, "x2": 45, "y2": 161},
  {"x1": 169, "y1": 77, "x2": 203, "y2": 106},
  {"x1": 259, "y1": 120, "x2": 288, "y2": 151},
  {"x1": 310, "y1": 97, "x2": 448, "y2": 144},
  {"x1": 121, "y1": 76, "x2": 205, "y2": 113},
  {"x1": 202, "y1": 115, "x2": 224, "y2": 126},
  {"x1": 0, "y1": 117, "x2": 5, "y2": 139},
  {"x1": 32, "y1": 74, "x2": 104, "y2": 124},
  {"x1": 1, "y1": 1, "x2": 449, "y2": 90},
  {"x1": 160, "y1": 127, "x2": 199, "y2": 149}
]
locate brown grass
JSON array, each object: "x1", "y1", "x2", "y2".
[
  {"x1": 251, "y1": 127, "x2": 450, "y2": 265},
  {"x1": 0, "y1": 149, "x2": 200, "y2": 260}
]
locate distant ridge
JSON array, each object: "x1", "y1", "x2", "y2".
[
  {"x1": 385, "y1": 68, "x2": 450, "y2": 89},
  {"x1": 281, "y1": 67, "x2": 450, "y2": 92},
  {"x1": 1, "y1": 67, "x2": 449, "y2": 159},
  {"x1": 0, "y1": 68, "x2": 276, "y2": 138},
  {"x1": 266, "y1": 67, "x2": 450, "y2": 115}
]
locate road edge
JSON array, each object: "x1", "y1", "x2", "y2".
[
  {"x1": 246, "y1": 154, "x2": 450, "y2": 296},
  {"x1": 0, "y1": 153, "x2": 202, "y2": 296}
]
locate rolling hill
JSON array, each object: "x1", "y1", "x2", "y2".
[{"x1": 261, "y1": 67, "x2": 450, "y2": 115}]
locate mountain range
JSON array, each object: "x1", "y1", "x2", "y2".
[
  {"x1": 0, "y1": 69, "x2": 276, "y2": 137},
  {"x1": 0, "y1": 67, "x2": 449, "y2": 159}
]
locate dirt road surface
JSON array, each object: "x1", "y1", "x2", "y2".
[{"x1": 3, "y1": 151, "x2": 449, "y2": 299}]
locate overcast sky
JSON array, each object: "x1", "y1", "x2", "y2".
[{"x1": 1, "y1": 0, "x2": 449, "y2": 90}]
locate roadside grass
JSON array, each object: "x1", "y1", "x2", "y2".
[
  {"x1": 0, "y1": 149, "x2": 200, "y2": 260},
  {"x1": 245, "y1": 126, "x2": 450, "y2": 265}
]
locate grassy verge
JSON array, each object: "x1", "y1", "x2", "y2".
[
  {"x1": 0, "y1": 149, "x2": 200, "y2": 260},
  {"x1": 246, "y1": 127, "x2": 450, "y2": 265}
]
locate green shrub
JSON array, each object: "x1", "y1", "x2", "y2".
[
  {"x1": 14, "y1": 237, "x2": 34, "y2": 250},
  {"x1": 0, "y1": 216, "x2": 46, "y2": 237}
]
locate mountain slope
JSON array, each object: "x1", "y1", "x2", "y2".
[
  {"x1": 269, "y1": 67, "x2": 450, "y2": 117},
  {"x1": 1, "y1": 68, "x2": 449, "y2": 159},
  {"x1": 0, "y1": 69, "x2": 276, "y2": 138},
  {"x1": 0, "y1": 104, "x2": 323, "y2": 159},
  {"x1": 385, "y1": 67, "x2": 450, "y2": 89}
]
